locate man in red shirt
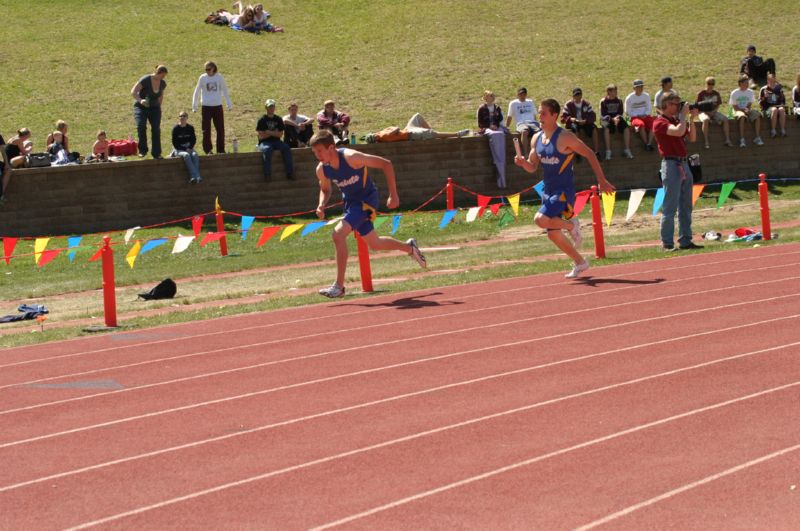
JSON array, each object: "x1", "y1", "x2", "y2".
[{"x1": 652, "y1": 91, "x2": 702, "y2": 251}]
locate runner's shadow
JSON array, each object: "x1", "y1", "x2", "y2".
[
  {"x1": 337, "y1": 292, "x2": 464, "y2": 310},
  {"x1": 574, "y1": 277, "x2": 666, "y2": 287}
]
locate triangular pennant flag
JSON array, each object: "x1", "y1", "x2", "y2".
[
  {"x1": 626, "y1": 189, "x2": 646, "y2": 221},
  {"x1": 652, "y1": 188, "x2": 666, "y2": 216},
  {"x1": 200, "y1": 232, "x2": 225, "y2": 247},
  {"x1": 717, "y1": 182, "x2": 736, "y2": 208},
  {"x1": 240, "y1": 216, "x2": 255, "y2": 240},
  {"x1": 533, "y1": 181, "x2": 545, "y2": 199},
  {"x1": 126, "y1": 240, "x2": 142, "y2": 268},
  {"x1": 301, "y1": 221, "x2": 327, "y2": 236},
  {"x1": 477, "y1": 194, "x2": 491, "y2": 217},
  {"x1": 692, "y1": 184, "x2": 705, "y2": 207},
  {"x1": 498, "y1": 209, "x2": 515, "y2": 227},
  {"x1": 439, "y1": 209, "x2": 458, "y2": 229},
  {"x1": 489, "y1": 203, "x2": 501, "y2": 216},
  {"x1": 602, "y1": 191, "x2": 616, "y2": 226},
  {"x1": 38, "y1": 249, "x2": 62, "y2": 268},
  {"x1": 88, "y1": 246, "x2": 103, "y2": 262},
  {"x1": 280, "y1": 224, "x2": 304, "y2": 241},
  {"x1": 124, "y1": 226, "x2": 141, "y2": 244},
  {"x1": 391, "y1": 215, "x2": 401, "y2": 235},
  {"x1": 3, "y1": 237, "x2": 18, "y2": 265},
  {"x1": 573, "y1": 190, "x2": 591, "y2": 217},
  {"x1": 465, "y1": 207, "x2": 481, "y2": 223},
  {"x1": 373, "y1": 216, "x2": 389, "y2": 230},
  {"x1": 326, "y1": 216, "x2": 343, "y2": 226},
  {"x1": 192, "y1": 215, "x2": 204, "y2": 238},
  {"x1": 140, "y1": 238, "x2": 168, "y2": 255},
  {"x1": 215, "y1": 196, "x2": 222, "y2": 213},
  {"x1": 67, "y1": 236, "x2": 82, "y2": 263},
  {"x1": 172, "y1": 235, "x2": 195, "y2": 254},
  {"x1": 34, "y1": 238, "x2": 50, "y2": 265},
  {"x1": 507, "y1": 193, "x2": 520, "y2": 216},
  {"x1": 256, "y1": 226, "x2": 282, "y2": 248}
]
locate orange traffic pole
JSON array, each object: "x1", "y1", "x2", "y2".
[
  {"x1": 446, "y1": 177, "x2": 454, "y2": 210},
  {"x1": 590, "y1": 186, "x2": 606, "y2": 259},
  {"x1": 354, "y1": 232, "x2": 373, "y2": 292},
  {"x1": 101, "y1": 236, "x2": 118, "y2": 328},
  {"x1": 758, "y1": 173, "x2": 771, "y2": 240}
]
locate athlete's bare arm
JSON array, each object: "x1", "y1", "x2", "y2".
[
  {"x1": 514, "y1": 131, "x2": 541, "y2": 173},
  {"x1": 343, "y1": 149, "x2": 399, "y2": 209},
  {"x1": 316, "y1": 163, "x2": 332, "y2": 219},
  {"x1": 558, "y1": 130, "x2": 616, "y2": 194}
]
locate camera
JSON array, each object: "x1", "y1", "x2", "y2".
[{"x1": 680, "y1": 100, "x2": 716, "y2": 113}]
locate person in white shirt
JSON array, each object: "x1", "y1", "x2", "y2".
[
  {"x1": 282, "y1": 102, "x2": 314, "y2": 148},
  {"x1": 653, "y1": 76, "x2": 678, "y2": 115},
  {"x1": 729, "y1": 74, "x2": 764, "y2": 147},
  {"x1": 505, "y1": 87, "x2": 540, "y2": 155},
  {"x1": 624, "y1": 79, "x2": 655, "y2": 151},
  {"x1": 192, "y1": 61, "x2": 233, "y2": 155}
]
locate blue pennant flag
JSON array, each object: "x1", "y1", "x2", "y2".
[
  {"x1": 241, "y1": 216, "x2": 255, "y2": 240},
  {"x1": 391, "y1": 215, "x2": 401, "y2": 235},
  {"x1": 67, "y1": 236, "x2": 82, "y2": 263},
  {"x1": 652, "y1": 188, "x2": 665, "y2": 216},
  {"x1": 533, "y1": 181, "x2": 545, "y2": 199},
  {"x1": 439, "y1": 209, "x2": 458, "y2": 229},
  {"x1": 301, "y1": 221, "x2": 327, "y2": 236},
  {"x1": 139, "y1": 238, "x2": 168, "y2": 255}
]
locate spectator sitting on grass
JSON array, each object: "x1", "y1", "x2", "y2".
[
  {"x1": 5, "y1": 128, "x2": 32, "y2": 169},
  {"x1": 600, "y1": 84, "x2": 633, "y2": 160},
  {"x1": 172, "y1": 112, "x2": 202, "y2": 183},
  {"x1": 759, "y1": 73, "x2": 787, "y2": 137},
  {"x1": 740, "y1": 44, "x2": 775, "y2": 88},
  {"x1": 506, "y1": 87, "x2": 540, "y2": 155},
  {"x1": 793, "y1": 73, "x2": 800, "y2": 119},
  {"x1": 45, "y1": 120, "x2": 70, "y2": 152},
  {"x1": 364, "y1": 114, "x2": 469, "y2": 143},
  {"x1": 624, "y1": 79, "x2": 655, "y2": 151},
  {"x1": 47, "y1": 131, "x2": 74, "y2": 165},
  {"x1": 729, "y1": 74, "x2": 764, "y2": 147},
  {"x1": 561, "y1": 87, "x2": 601, "y2": 158},
  {"x1": 696, "y1": 76, "x2": 733, "y2": 148},
  {"x1": 0, "y1": 132, "x2": 9, "y2": 203},
  {"x1": 317, "y1": 100, "x2": 351, "y2": 145},
  {"x1": 89, "y1": 130, "x2": 110, "y2": 162},
  {"x1": 283, "y1": 102, "x2": 314, "y2": 148}
]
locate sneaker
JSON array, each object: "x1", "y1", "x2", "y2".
[
  {"x1": 195, "y1": 176, "x2": 203, "y2": 184},
  {"x1": 605, "y1": 150, "x2": 612, "y2": 161},
  {"x1": 565, "y1": 260, "x2": 589, "y2": 279},
  {"x1": 407, "y1": 238, "x2": 427, "y2": 269},
  {"x1": 781, "y1": 129, "x2": 787, "y2": 137},
  {"x1": 704, "y1": 143, "x2": 710, "y2": 149},
  {"x1": 189, "y1": 177, "x2": 198, "y2": 184},
  {"x1": 456, "y1": 129, "x2": 470, "y2": 137},
  {"x1": 753, "y1": 136, "x2": 764, "y2": 146},
  {"x1": 770, "y1": 129, "x2": 777, "y2": 138},
  {"x1": 623, "y1": 149, "x2": 634, "y2": 159},
  {"x1": 679, "y1": 242, "x2": 705, "y2": 250},
  {"x1": 663, "y1": 245, "x2": 677, "y2": 252},
  {"x1": 724, "y1": 140, "x2": 734, "y2": 147},
  {"x1": 319, "y1": 283, "x2": 345, "y2": 298},
  {"x1": 569, "y1": 217, "x2": 582, "y2": 249},
  {"x1": 644, "y1": 143, "x2": 654, "y2": 152},
  {"x1": 739, "y1": 138, "x2": 747, "y2": 148}
]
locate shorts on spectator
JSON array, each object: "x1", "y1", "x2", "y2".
[
  {"x1": 794, "y1": 106, "x2": 800, "y2": 118},
  {"x1": 699, "y1": 111, "x2": 727, "y2": 125},
  {"x1": 765, "y1": 106, "x2": 784, "y2": 118},
  {"x1": 569, "y1": 123, "x2": 596, "y2": 137},
  {"x1": 602, "y1": 119, "x2": 628, "y2": 133},
  {"x1": 630, "y1": 115, "x2": 654, "y2": 131},
  {"x1": 516, "y1": 121, "x2": 541, "y2": 135},
  {"x1": 734, "y1": 109, "x2": 760, "y2": 122},
  {"x1": 406, "y1": 127, "x2": 436, "y2": 141}
]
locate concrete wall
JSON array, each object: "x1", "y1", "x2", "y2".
[{"x1": 1, "y1": 119, "x2": 797, "y2": 237}]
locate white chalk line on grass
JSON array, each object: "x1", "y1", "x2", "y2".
[
  {"x1": 2, "y1": 258, "x2": 795, "y2": 397},
  {"x1": 3, "y1": 246, "x2": 795, "y2": 371},
  {"x1": 66, "y1": 354, "x2": 800, "y2": 530},
  {"x1": 3, "y1": 313, "x2": 799, "y2": 494},
  {"x1": 2, "y1": 270, "x2": 797, "y2": 421},
  {"x1": 575, "y1": 443, "x2": 800, "y2": 530}
]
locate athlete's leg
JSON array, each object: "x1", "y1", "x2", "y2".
[
  {"x1": 331, "y1": 220, "x2": 354, "y2": 287},
  {"x1": 360, "y1": 229, "x2": 412, "y2": 253},
  {"x1": 534, "y1": 212, "x2": 583, "y2": 264}
]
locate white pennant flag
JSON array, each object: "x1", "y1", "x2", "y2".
[
  {"x1": 465, "y1": 207, "x2": 481, "y2": 223},
  {"x1": 171, "y1": 234, "x2": 195, "y2": 254},
  {"x1": 124, "y1": 226, "x2": 141, "y2": 244},
  {"x1": 326, "y1": 216, "x2": 343, "y2": 226},
  {"x1": 626, "y1": 189, "x2": 646, "y2": 221}
]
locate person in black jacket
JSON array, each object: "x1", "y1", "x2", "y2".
[
  {"x1": 739, "y1": 44, "x2": 776, "y2": 88},
  {"x1": 171, "y1": 112, "x2": 202, "y2": 183}
]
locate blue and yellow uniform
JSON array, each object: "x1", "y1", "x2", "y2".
[
  {"x1": 322, "y1": 149, "x2": 380, "y2": 236},
  {"x1": 535, "y1": 127, "x2": 576, "y2": 220}
]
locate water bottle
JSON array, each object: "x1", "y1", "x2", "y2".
[
  {"x1": 232, "y1": 137, "x2": 239, "y2": 153},
  {"x1": 350, "y1": 133, "x2": 356, "y2": 145}
]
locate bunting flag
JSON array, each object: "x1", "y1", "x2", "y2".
[
  {"x1": 326, "y1": 216, "x2": 343, "y2": 226},
  {"x1": 280, "y1": 224, "x2": 304, "y2": 241},
  {"x1": 626, "y1": 189, "x2": 646, "y2": 221},
  {"x1": 124, "y1": 227, "x2": 141, "y2": 244},
  {"x1": 652, "y1": 188, "x2": 665, "y2": 215},
  {"x1": 34, "y1": 238, "x2": 50, "y2": 265},
  {"x1": 391, "y1": 215, "x2": 401, "y2": 235},
  {"x1": 692, "y1": 184, "x2": 705, "y2": 207},
  {"x1": 489, "y1": 203, "x2": 501, "y2": 216},
  {"x1": 465, "y1": 206, "x2": 481, "y2": 223},
  {"x1": 439, "y1": 209, "x2": 458, "y2": 229},
  {"x1": 38, "y1": 249, "x2": 62, "y2": 268},
  {"x1": 140, "y1": 238, "x2": 168, "y2": 255},
  {"x1": 256, "y1": 226, "x2": 282, "y2": 248},
  {"x1": 498, "y1": 209, "x2": 515, "y2": 227},
  {"x1": 240, "y1": 216, "x2": 255, "y2": 240},
  {"x1": 67, "y1": 236, "x2": 82, "y2": 263},
  {"x1": 200, "y1": 232, "x2": 225, "y2": 247},
  {"x1": 172, "y1": 235, "x2": 195, "y2": 254},
  {"x1": 3, "y1": 237, "x2": 18, "y2": 265},
  {"x1": 215, "y1": 196, "x2": 222, "y2": 213},
  {"x1": 533, "y1": 181, "x2": 545, "y2": 199},
  {"x1": 373, "y1": 216, "x2": 389, "y2": 230},
  {"x1": 507, "y1": 193, "x2": 520, "y2": 216},
  {"x1": 88, "y1": 246, "x2": 103, "y2": 262},
  {"x1": 602, "y1": 191, "x2": 616, "y2": 226},
  {"x1": 301, "y1": 221, "x2": 327, "y2": 236},
  {"x1": 477, "y1": 194, "x2": 491, "y2": 217},
  {"x1": 126, "y1": 240, "x2": 142, "y2": 268},
  {"x1": 717, "y1": 182, "x2": 736, "y2": 208},
  {"x1": 192, "y1": 216, "x2": 203, "y2": 238},
  {"x1": 573, "y1": 190, "x2": 591, "y2": 217}
]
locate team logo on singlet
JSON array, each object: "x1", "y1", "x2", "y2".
[
  {"x1": 333, "y1": 174, "x2": 361, "y2": 188},
  {"x1": 540, "y1": 155, "x2": 560, "y2": 165}
]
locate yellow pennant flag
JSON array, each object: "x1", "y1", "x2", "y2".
[
  {"x1": 214, "y1": 196, "x2": 223, "y2": 214},
  {"x1": 602, "y1": 191, "x2": 616, "y2": 226},
  {"x1": 126, "y1": 240, "x2": 142, "y2": 269},
  {"x1": 280, "y1": 224, "x2": 304, "y2": 241},
  {"x1": 507, "y1": 193, "x2": 520, "y2": 216},
  {"x1": 34, "y1": 238, "x2": 50, "y2": 265},
  {"x1": 692, "y1": 184, "x2": 705, "y2": 207}
]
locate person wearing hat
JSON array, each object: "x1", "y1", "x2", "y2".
[
  {"x1": 624, "y1": 79, "x2": 655, "y2": 151},
  {"x1": 560, "y1": 87, "x2": 600, "y2": 158},
  {"x1": 506, "y1": 87, "x2": 540, "y2": 155},
  {"x1": 256, "y1": 99, "x2": 294, "y2": 180},
  {"x1": 654, "y1": 76, "x2": 677, "y2": 114},
  {"x1": 600, "y1": 84, "x2": 634, "y2": 160},
  {"x1": 316, "y1": 100, "x2": 351, "y2": 145},
  {"x1": 740, "y1": 44, "x2": 775, "y2": 88}
]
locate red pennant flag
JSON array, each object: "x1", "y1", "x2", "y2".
[
  {"x1": 573, "y1": 190, "x2": 591, "y2": 217},
  {"x1": 88, "y1": 246, "x2": 103, "y2": 262},
  {"x1": 256, "y1": 226, "x2": 282, "y2": 248},
  {"x1": 192, "y1": 215, "x2": 204, "y2": 238},
  {"x1": 199, "y1": 232, "x2": 225, "y2": 247},
  {"x1": 2, "y1": 237, "x2": 17, "y2": 265},
  {"x1": 489, "y1": 204, "x2": 501, "y2": 216},
  {"x1": 477, "y1": 194, "x2": 491, "y2": 217},
  {"x1": 37, "y1": 249, "x2": 62, "y2": 268}
]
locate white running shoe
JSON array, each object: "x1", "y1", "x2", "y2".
[
  {"x1": 569, "y1": 217, "x2": 582, "y2": 249},
  {"x1": 739, "y1": 138, "x2": 746, "y2": 148},
  {"x1": 319, "y1": 283, "x2": 345, "y2": 298},
  {"x1": 565, "y1": 260, "x2": 590, "y2": 279},
  {"x1": 407, "y1": 238, "x2": 427, "y2": 268},
  {"x1": 753, "y1": 136, "x2": 764, "y2": 146}
]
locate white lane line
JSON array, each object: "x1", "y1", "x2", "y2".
[
  {"x1": 3, "y1": 314, "x2": 799, "y2": 493},
  {"x1": 3, "y1": 247, "x2": 795, "y2": 371},
  {"x1": 2, "y1": 261, "x2": 795, "y2": 395},
  {"x1": 574, "y1": 443, "x2": 800, "y2": 530},
  {"x1": 2, "y1": 275, "x2": 796, "y2": 422},
  {"x1": 66, "y1": 368, "x2": 800, "y2": 530}
]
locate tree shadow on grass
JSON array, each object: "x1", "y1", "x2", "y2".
[
  {"x1": 336, "y1": 292, "x2": 464, "y2": 310},
  {"x1": 573, "y1": 277, "x2": 666, "y2": 288}
]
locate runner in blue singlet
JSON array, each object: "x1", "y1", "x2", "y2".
[{"x1": 515, "y1": 99, "x2": 615, "y2": 279}]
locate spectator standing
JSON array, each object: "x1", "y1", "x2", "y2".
[
  {"x1": 131, "y1": 65, "x2": 168, "y2": 159},
  {"x1": 653, "y1": 91, "x2": 702, "y2": 251},
  {"x1": 729, "y1": 74, "x2": 764, "y2": 147},
  {"x1": 624, "y1": 79, "x2": 655, "y2": 151},
  {"x1": 192, "y1": 61, "x2": 233, "y2": 155},
  {"x1": 316, "y1": 100, "x2": 351, "y2": 145},
  {"x1": 654, "y1": 76, "x2": 676, "y2": 114},
  {"x1": 171, "y1": 112, "x2": 202, "y2": 183},
  {"x1": 740, "y1": 44, "x2": 775, "y2": 88},
  {"x1": 477, "y1": 90, "x2": 509, "y2": 188},
  {"x1": 283, "y1": 102, "x2": 314, "y2": 148},
  {"x1": 0, "y1": 131, "x2": 9, "y2": 203},
  {"x1": 506, "y1": 87, "x2": 540, "y2": 155},
  {"x1": 793, "y1": 73, "x2": 800, "y2": 119},
  {"x1": 759, "y1": 73, "x2": 787, "y2": 137},
  {"x1": 257, "y1": 99, "x2": 294, "y2": 180},
  {"x1": 696, "y1": 76, "x2": 733, "y2": 148},
  {"x1": 600, "y1": 84, "x2": 633, "y2": 160},
  {"x1": 560, "y1": 87, "x2": 601, "y2": 158}
]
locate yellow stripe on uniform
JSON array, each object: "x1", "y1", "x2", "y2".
[
  {"x1": 362, "y1": 202, "x2": 377, "y2": 222},
  {"x1": 559, "y1": 153, "x2": 574, "y2": 174},
  {"x1": 363, "y1": 167, "x2": 369, "y2": 188}
]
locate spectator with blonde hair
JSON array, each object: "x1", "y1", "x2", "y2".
[
  {"x1": 759, "y1": 73, "x2": 787, "y2": 137},
  {"x1": 477, "y1": 90, "x2": 509, "y2": 188}
]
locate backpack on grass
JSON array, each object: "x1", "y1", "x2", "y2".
[{"x1": 138, "y1": 278, "x2": 177, "y2": 300}]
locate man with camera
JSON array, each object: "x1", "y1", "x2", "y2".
[{"x1": 653, "y1": 91, "x2": 702, "y2": 251}]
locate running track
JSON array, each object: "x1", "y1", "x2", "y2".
[{"x1": 1, "y1": 243, "x2": 799, "y2": 529}]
